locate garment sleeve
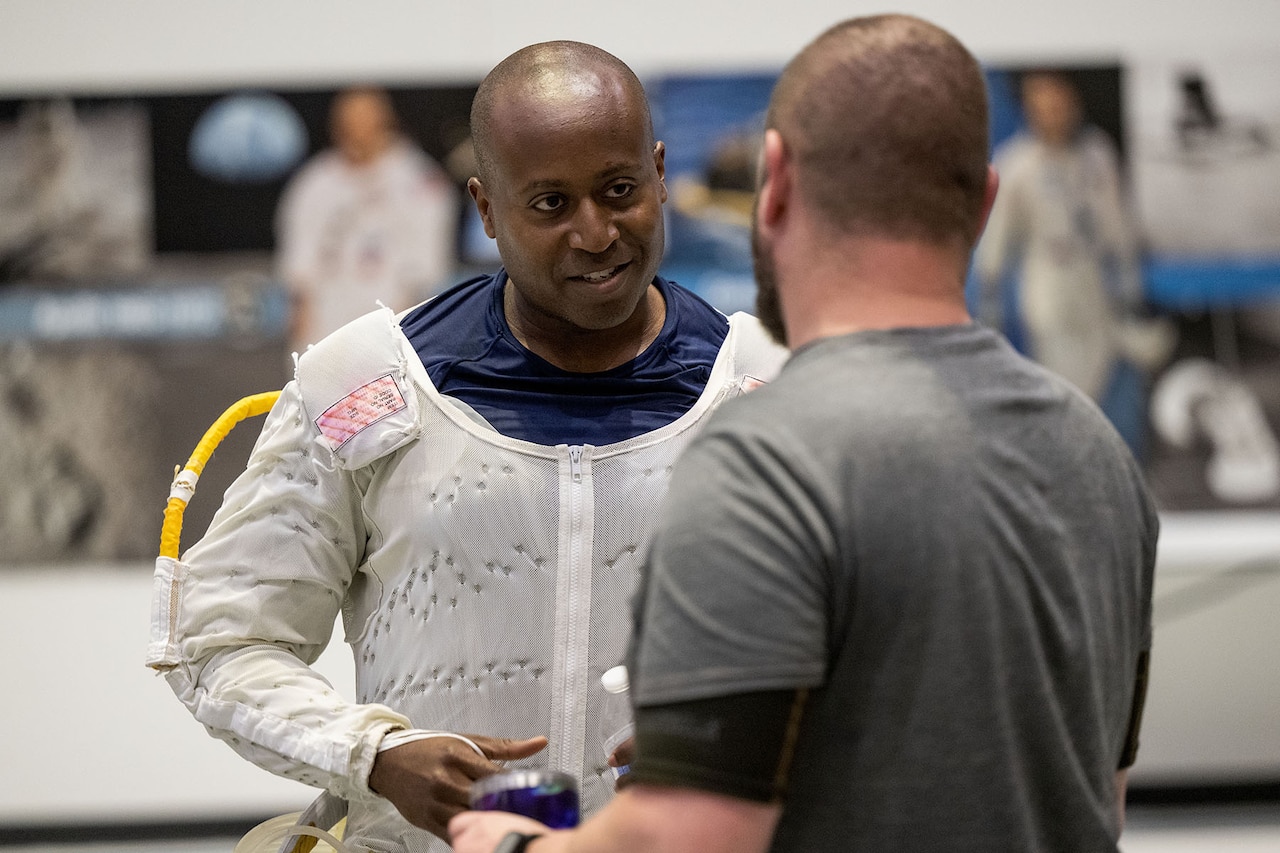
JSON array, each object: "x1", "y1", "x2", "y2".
[
  {"x1": 629, "y1": 406, "x2": 834, "y2": 707},
  {"x1": 147, "y1": 382, "x2": 410, "y2": 801}
]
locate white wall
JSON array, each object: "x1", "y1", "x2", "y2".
[
  {"x1": 3, "y1": 0, "x2": 1280, "y2": 828},
  {"x1": 4, "y1": 0, "x2": 1280, "y2": 94},
  {"x1": 0, "y1": 562, "x2": 352, "y2": 825}
]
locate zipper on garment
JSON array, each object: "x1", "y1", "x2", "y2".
[
  {"x1": 569, "y1": 445, "x2": 584, "y2": 482},
  {"x1": 551, "y1": 443, "x2": 591, "y2": 783}
]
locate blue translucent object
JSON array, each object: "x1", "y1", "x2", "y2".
[{"x1": 470, "y1": 769, "x2": 580, "y2": 829}]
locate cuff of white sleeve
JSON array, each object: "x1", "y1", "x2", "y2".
[{"x1": 377, "y1": 728, "x2": 486, "y2": 757}]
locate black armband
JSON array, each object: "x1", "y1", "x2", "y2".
[
  {"x1": 630, "y1": 688, "x2": 809, "y2": 802},
  {"x1": 1119, "y1": 650, "x2": 1151, "y2": 769}
]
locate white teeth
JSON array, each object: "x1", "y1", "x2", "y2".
[{"x1": 581, "y1": 267, "x2": 617, "y2": 283}]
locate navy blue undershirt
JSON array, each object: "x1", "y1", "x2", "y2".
[{"x1": 399, "y1": 270, "x2": 729, "y2": 446}]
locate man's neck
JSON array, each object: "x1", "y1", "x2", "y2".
[
  {"x1": 503, "y1": 283, "x2": 667, "y2": 373},
  {"x1": 780, "y1": 234, "x2": 972, "y2": 351}
]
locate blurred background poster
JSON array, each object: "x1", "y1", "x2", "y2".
[
  {"x1": 654, "y1": 62, "x2": 1280, "y2": 515},
  {"x1": 0, "y1": 97, "x2": 166, "y2": 564},
  {"x1": 3, "y1": 61, "x2": 1279, "y2": 567},
  {"x1": 0, "y1": 85, "x2": 476, "y2": 564},
  {"x1": 977, "y1": 60, "x2": 1280, "y2": 513},
  {"x1": 649, "y1": 71, "x2": 777, "y2": 315},
  {"x1": 1128, "y1": 51, "x2": 1280, "y2": 511}
]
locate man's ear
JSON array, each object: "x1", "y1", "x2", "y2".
[
  {"x1": 756, "y1": 128, "x2": 791, "y2": 233},
  {"x1": 654, "y1": 140, "x2": 668, "y2": 203},
  {"x1": 468, "y1": 177, "x2": 497, "y2": 239},
  {"x1": 974, "y1": 165, "x2": 1000, "y2": 241}
]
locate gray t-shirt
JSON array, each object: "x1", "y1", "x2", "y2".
[{"x1": 631, "y1": 324, "x2": 1158, "y2": 853}]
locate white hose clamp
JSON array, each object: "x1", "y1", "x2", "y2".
[{"x1": 168, "y1": 468, "x2": 200, "y2": 503}]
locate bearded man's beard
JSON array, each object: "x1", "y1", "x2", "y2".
[{"x1": 751, "y1": 212, "x2": 788, "y2": 347}]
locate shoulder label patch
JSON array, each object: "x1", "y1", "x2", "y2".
[{"x1": 316, "y1": 374, "x2": 407, "y2": 449}]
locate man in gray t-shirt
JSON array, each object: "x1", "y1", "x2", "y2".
[
  {"x1": 450, "y1": 15, "x2": 1156, "y2": 853},
  {"x1": 631, "y1": 322, "x2": 1156, "y2": 851}
]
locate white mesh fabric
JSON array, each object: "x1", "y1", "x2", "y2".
[
  {"x1": 154, "y1": 310, "x2": 789, "y2": 853},
  {"x1": 341, "y1": 370, "x2": 713, "y2": 847}
]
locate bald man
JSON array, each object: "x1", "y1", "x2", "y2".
[
  {"x1": 149, "y1": 42, "x2": 787, "y2": 853},
  {"x1": 451, "y1": 16, "x2": 1156, "y2": 853}
]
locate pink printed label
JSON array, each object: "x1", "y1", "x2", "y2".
[{"x1": 316, "y1": 374, "x2": 406, "y2": 449}]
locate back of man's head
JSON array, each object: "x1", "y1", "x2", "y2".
[{"x1": 767, "y1": 14, "x2": 990, "y2": 250}]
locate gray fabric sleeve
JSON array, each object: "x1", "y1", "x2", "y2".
[{"x1": 630, "y1": 408, "x2": 832, "y2": 706}]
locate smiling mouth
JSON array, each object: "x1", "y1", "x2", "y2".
[{"x1": 575, "y1": 263, "x2": 627, "y2": 284}]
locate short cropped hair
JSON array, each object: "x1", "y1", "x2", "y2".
[{"x1": 767, "y1": 14, "x2": 990, "y2": 247}]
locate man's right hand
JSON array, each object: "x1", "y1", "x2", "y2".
[{"x1": 369, "y1": 733, "x2": 549, "y2": 840}]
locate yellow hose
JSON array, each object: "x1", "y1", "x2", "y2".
[{"x1": 158, "y1": 390, "x2": 281, "y2": 559}]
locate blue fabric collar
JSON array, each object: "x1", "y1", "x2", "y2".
[{"x1": 400, "y1": 270, "x2": 729, "y2": 446}]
